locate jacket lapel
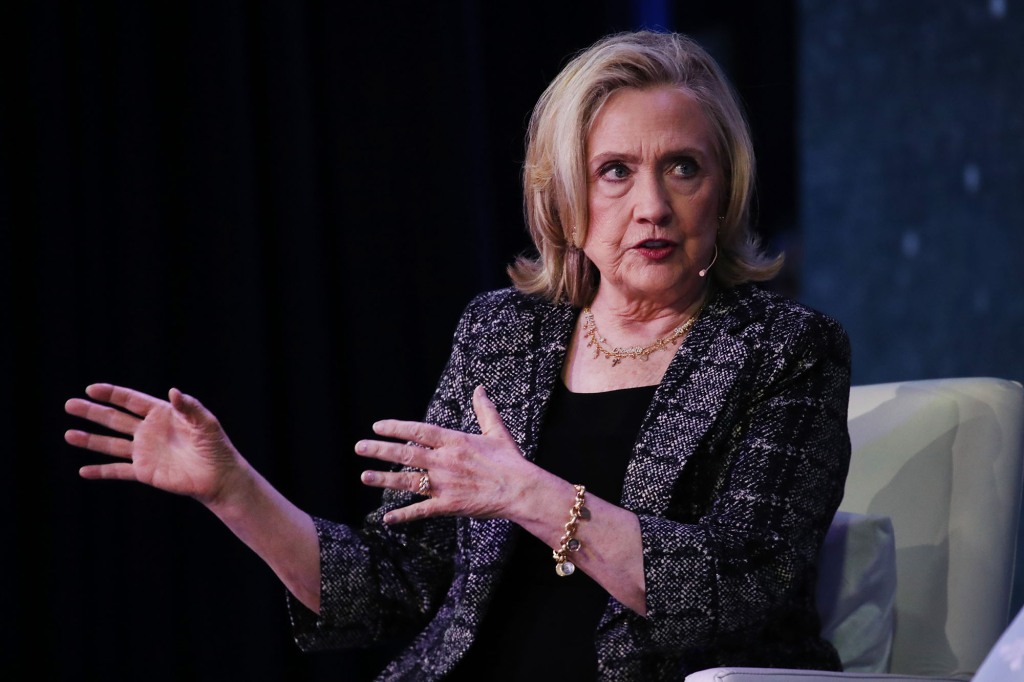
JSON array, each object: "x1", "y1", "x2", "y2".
[
  {"x1": 467, "y1": 296, "x2": 577, "y2": 572},
  {"x1": 521, "y1": 299, "x2": 578, "y2": 460},
  {"x1": 620, "y1": 289, "x2": 749, "y2": 515}
]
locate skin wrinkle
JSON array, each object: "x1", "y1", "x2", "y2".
[
  {"x1": 562, "y1": 86, "x2": 720, "y2": 395},
  {"x1": 583, "y1": 86, "x2": 719, "y2": 337}
]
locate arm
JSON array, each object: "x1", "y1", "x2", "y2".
[
  {"x1": 65, "y1": 384, "x2": 460, "y2": 649},
  {"x1": 514, "y1": 476, "x2": 648, "y2": 613},
  {"x1": 65, "y1": 385, "x2": 323, "y2": 612}
]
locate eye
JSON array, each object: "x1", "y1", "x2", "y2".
[
  {"x1": 598, "y1": 162, "x2": 630, "y2": 181},
  {"x1": 671, "y1": 158, "x2": 700, "y2": 177}
]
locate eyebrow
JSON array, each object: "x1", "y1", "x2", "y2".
[{"x1": 588, "y1": 146, "x2": 711, "y2": 168}]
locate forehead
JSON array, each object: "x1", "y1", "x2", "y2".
[{"x1": 587, "y1": 86, "x2": 715, "y2": 155}]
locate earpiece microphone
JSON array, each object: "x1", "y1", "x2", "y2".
[{"x1": 698, "y1": 244, "x2": 718, "y2": 278}]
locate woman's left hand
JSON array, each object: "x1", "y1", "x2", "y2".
[
  {"x1": 358, "y1": 384, "x2": 648, "y2": 614},
  {"x1": 355, "y1": 385, "x2": 540, "y2": 524}
]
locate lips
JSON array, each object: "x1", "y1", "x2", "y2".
[{"x1": 632, "y1": 239, "x2": 677, "y2": 261}]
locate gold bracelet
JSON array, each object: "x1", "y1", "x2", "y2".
[{"x1": 553, "y1": 484, "x2": 588, "y2": 577}]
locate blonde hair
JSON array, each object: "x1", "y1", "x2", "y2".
[{"x1": 508, "y1": 30, "x2": 783, "y2": 306}]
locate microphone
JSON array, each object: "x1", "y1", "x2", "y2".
[{"x1": 698, "y1": 244, "x2": 718, "y2": 278}]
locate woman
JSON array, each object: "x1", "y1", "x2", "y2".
[{"x1": 65, "y1": 31, "x2": 851, "y2": 680}]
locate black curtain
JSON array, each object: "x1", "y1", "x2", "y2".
[{"x1": 1, "y1": 2, "x2": 794, "y2": 679}]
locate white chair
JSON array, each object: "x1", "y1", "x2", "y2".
[
  {"x1": 972, "y1": 601, "x2": 1024, "y2": 681},
  {"x1": 686, "y1": 377, "x2": 1024, "y2": 682}
]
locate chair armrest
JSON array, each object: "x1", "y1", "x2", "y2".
[{"x1": 684, "y1": 668, "x2": 969, "y2": 682}]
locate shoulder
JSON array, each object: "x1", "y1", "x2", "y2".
[
  {"x1": 456, "y1": 287, "x2": 574, "y2": 334},
  {"x1": 714, "y1": 283, "x2": 848, "y2": 346},
  {"x1": 697, "y1": 285, "x2": 853, "y2": 416},
  {"x1": 704, "y1": 284, "x2": 851, "y2": 375}
]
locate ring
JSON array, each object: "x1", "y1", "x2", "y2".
[{"x1": 417, "y1": 472, "x2": 432, "y2": 497}]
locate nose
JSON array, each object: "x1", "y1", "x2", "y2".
[{"x1": 633, "y1": 172, "x2": 673, "y2": 227}]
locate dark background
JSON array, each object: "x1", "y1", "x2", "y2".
[{"x1": 2, "y1": 1, "x2": 1020, "y2": 680}]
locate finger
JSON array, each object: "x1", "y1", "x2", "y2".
[
  {"x1": 382, "y1": 499, "x2": 443, "y2": 525},
  {"x1": 472, "y1": 385, "x2": 511, "y2": 438},
  {"x1": 65, "y1": 398, "x2": 141, "y2": 435},
  {"x1": 168, "y1": 388, "x2": 219, "y2": 435},
  {"x1": 65, "y1": 429, "x2": 134, "y2": 458},
  {"x1": 79, "y1": 462, "x2": 137, "y2": 481},
  {"x1": 371, "y1": 419, "x2": 450, "y2": 448},
  {"x1": 355, "y1": 439, "x2": 429, "y2": 469},
  {"x1": 84, "y1": 383, "x2": 162, "y2": 418},
  {"x1": 360, "y1": 470, "x2": 431, "y2": 495}
]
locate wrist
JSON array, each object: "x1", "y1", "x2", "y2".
[
  {"x1": 204, "y1": 455, "x2": 259, "y2": 519},
  {"x1": 552, "y1": 484, "x2": 588, "y2": 576},
  {"x1": 509, "y1": 471, "x2": 581, "y2": 548}
]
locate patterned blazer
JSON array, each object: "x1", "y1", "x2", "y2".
[{"x1": 288, "y1": 283, "x2": 852, "y2": 681}]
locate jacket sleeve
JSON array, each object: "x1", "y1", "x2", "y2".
[
  {"x1": 287, "y1": 297, "x2": 481, "y2": 651},
  {"x1": 599, "y1": 309, "x2": 852, "y2": 662}
]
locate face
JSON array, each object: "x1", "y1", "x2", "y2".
[{"x1": 583, "y1": 86, "x2": 722, "y2": 306}]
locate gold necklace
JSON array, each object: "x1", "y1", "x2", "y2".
[{"x1": 581, "y1": 304, "x2": 704, "y2": 366}]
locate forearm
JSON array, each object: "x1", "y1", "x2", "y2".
[
  {"x1": 513, "y1": 471, "x2": 647, "y2": 615},
  {"x1": 206, "y1": 458, "x2": 322, "y2": 614}
]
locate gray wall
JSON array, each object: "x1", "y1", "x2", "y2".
[{"x1": 799, "y1": 0, "x2": 1024, "y2": 386}]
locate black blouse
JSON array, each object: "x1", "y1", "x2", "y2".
[{"x1": 448, "y1": 379, "x2": 657, "y2": 680}]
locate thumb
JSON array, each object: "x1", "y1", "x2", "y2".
[
  {"x1": 169, "y1": 388, "x2": 216, "y2": 430},
  {"x1": 472, "y1": 385, "x2": 509, "y2": 438}
]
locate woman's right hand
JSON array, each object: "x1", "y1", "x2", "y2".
[{"x1": 65, "y1": 383, "x2": 244, "y2": 505}]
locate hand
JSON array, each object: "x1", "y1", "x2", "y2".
[
  {"x1": 65, "y1": 383, "x2": 244, "y2": 505},
  {"x1": 356, "y1": 385, "x2": 540, "y2": 524}
]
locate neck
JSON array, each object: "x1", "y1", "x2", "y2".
[{"x1": 587, "y1": 283, "x2": 709, "y2": 342}]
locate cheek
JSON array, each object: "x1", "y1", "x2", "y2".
[
  {"x1": 587, "y1": 194, "x2": 629, "y2": 233},
  {"x1": 581, "y1": 220, "x2": 627, "y2": 268},
  {"x1": 672, "y1": 199, "x2": 720, "y2": 238},
  {"x1": 584, "y1": 217, "x2": 628, "y2": 254}
]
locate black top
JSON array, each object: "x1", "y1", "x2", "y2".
[{"x1": 448, "y1": 379, "x2": 658, "y2": 680}]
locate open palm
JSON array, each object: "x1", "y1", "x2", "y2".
[{"x1": 65, "y1": 383, "x2": 241, "y2": 504}]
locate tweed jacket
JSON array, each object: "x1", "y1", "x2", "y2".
[{"x1": 288, "y1": 283, "x2": 852, "y2": 681}]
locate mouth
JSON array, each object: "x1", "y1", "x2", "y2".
[
  {"x1": 633, "y1": 239, "x2": 675, "y2": 250},
  {"x1": 631, "y1": 239, "x2": 677, "y2": 261}
]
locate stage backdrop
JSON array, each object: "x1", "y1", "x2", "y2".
[{"x1": 800, "y1": 0, "x2": 1024, "y2": 386}]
